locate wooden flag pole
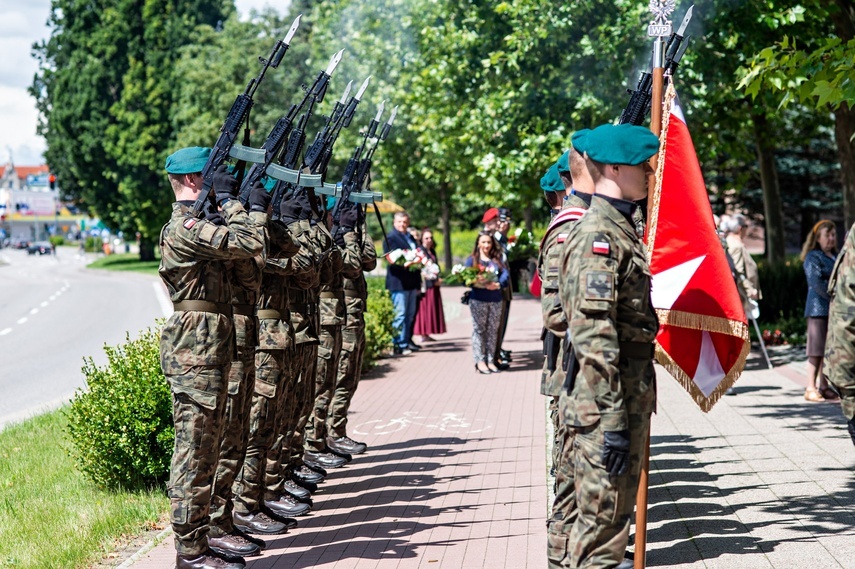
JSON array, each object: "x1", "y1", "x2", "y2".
[{"x1": 635, "y1": 38, "x2": 665, "y2": 569}]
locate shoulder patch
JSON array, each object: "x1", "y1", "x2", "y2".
[
  {"x1": 557, "y1": 233, "x2": 569, "y2": 243},
  {"x1": 585, "y1": 270, "x2": 614, "y2": 300},
  {"x1": 183, "y1": 218, "x2": 197, "y2": 230},
  {"x1": 592, "y1": 240, "x2": 610, "y2": 256}
]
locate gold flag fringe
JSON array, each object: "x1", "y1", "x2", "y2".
[
  {"x1": 645, "y1": 82, "x2": 677, "y2": 265},
  {"x1": 656, "y1": 309, "x2": 750, "y2": 339}
]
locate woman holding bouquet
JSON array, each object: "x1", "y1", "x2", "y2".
[
  {"x1": 414, "y1": 229, "x2": 447, "y2": 342},
  {"x1": 466, "y1": 232, "x2": 510, "y2": 374}
]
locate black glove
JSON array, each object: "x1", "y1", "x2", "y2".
[
  {"x1": 202, "y1": 194, "x2": 224, "y2": 225},
  {"x1": 848, "y1": 417, "x2": 855, "y2": 447},
  {"x1": 339, "y1": 202, "x2": 359, "y2": 230},
  {"x1": 331, "y1": 225, "x2": 349, "y2": 248},
  {"x1": 280, "y1": 191, "x2": 312, "y2": 224},
  {"x1": 603, "y1": 430, "x2": 631, "y2": 477},
  {"x1": 248, "y1": 180, "x2": 272, "y2": 213},
  {"x1": 212, "y1": 163, "x2": 238, "y2": 205}
]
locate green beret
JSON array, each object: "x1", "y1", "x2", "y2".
[
  {"x1": 539, "y1": 163, "x2": 564, "y2": 193},
  {"x1": 570, "y1": 129, "x2": 591, "y2": 154},
  {"x1": 556, "y1": 150, "x2": 570, "y2": 175},
  {"x1": 577, "y1": 124, "x2": 659, "y2": 166},
  {"x1": 164, "y1": 146, "x2": 211, "y2": 174}
]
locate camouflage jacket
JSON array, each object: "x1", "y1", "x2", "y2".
[
  {"x1": 158, "y1": 201, "x2": 266, "y2": 372},
  {"x1": 558, "y1": 195, "x2": 658, "y2": 430},
  {"x1": 287, "y1": 220, "x2": 326, "y2": 344},
  {"x1": 227, "y1": 254, "x2": 265, "y2": 350},
  {"x1": 320, "y1": 230, "x2": 365, "y2": 327},
  {"x1": 826, "y1": 221, "x2": 855, "y2": 420},
  {"x1": 256, "y1": 222, "x2": 302, "y2": 351},
  {"x1": 537, "y1": 193, "x2": 589, "y2": 396},
  {"x1": 343, "y1": 221, "x2": 378, "y2": 304}
]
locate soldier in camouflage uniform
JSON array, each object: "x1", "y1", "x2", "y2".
[
  {"x1": 158, "y1": 147, "x2": 267, "y2": 569},
  {"x1": 232, "y1": 197, "x2": 310, "y2": 536},
  {"x1": 825, "y1": 220, "x2": 855, "y2": 447},
  {"x1": 207, "y1": 218, "x2": 267, "y2": 558},
  {"x1": 304, "y1": 199, "x2": 364, "y2": 461},
  {"x1": 539, "y1": 145, "x2": 595, "y2": 569},
  {"x1": 558, "y1": 124, "x2": 660, "y2": 569},
  {"x1": 327, "y1": 215, "x2": 377, "y2": 455}
]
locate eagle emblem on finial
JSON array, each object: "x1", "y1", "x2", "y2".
[{"x1": 649, "y1": 0, "x2": 676, "y2": 23}]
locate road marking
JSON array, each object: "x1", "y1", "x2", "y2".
[
  {"x1": 49, "y1": 295, "x2": 57, "y2": 301},
  {"x1": 17, "y1": 317, "x2": 27, "y2": 324},
  {"x1": 0, "y1": 328, "x2": 11, "y2": 336},
  {"x1": 29, "y1": 308, "x2": 38, "y2": 315},
  {"x1": 40, "y1": 301, "x2": 48, "y2": 307},
  {"x1": 153, "y1": 281, "x2": 174, "y2": 318}
]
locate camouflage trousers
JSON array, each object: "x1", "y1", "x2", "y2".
[
  {"x1": 547, "y1": 394, "x2": 577, "y2": 569},
  {"x1": 568, "y1": 412, "x2": 650, "y2": 568},
  {"x1": 233, "y1": 348, "x2": 288, "y2": 514},
  {"x1": 304, "y1": 324, "x2": 343, "y2": 452},
  {"x1": 209, "y1": 346, "x2": 256, "y2": 534},
  {"x1": 286, "y1": 341, "x2": 318, "y2": 467},
  {"x1": 166, "y1": 364, "x2": 229, "y2": 556},
  {"x1": 329, "y1": 310, "x2": 365, "y2": 439},
  {"x1": 262, "y1": 346, "x2": 297, "y2": 501}
]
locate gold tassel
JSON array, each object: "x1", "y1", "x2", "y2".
[{"x1": 656, "y1": 309, "x2": 749, "y2": 340}]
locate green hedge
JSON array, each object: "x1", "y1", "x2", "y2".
[
  {"x1": 67, "y1": 326, "x2": 173, "y2": 490},
  {"x1": 364, "y1": 276, "x2": 395, "y2": 370}
]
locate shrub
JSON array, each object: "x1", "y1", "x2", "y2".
[
  {"x1": 67, "y1": 325, "x2": 173, "y2": 490},
  {"x1": 84, "y1": 236, "x2": 101, "y2": 253},
  {"x1": 363, "y1": 277, "x2": 395, "y2": 371},
  {"x1": 756, "y1": 255, "x2": 807, "y2": 324},
  {"x1": 49, "y1": 235, "x2": 65, "y2": 247}
]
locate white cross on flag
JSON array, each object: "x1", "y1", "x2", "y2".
[{"x1": 646, "y1": 83, "x2": 750, "y2": 411}]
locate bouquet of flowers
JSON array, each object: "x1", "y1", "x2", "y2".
[
  {"x1": 422, "y1": 260, "x2": 441, "y2": 281},
  {"x1": 507, "y1": 227, "x2": 538, "y2": 262},
  {"x1": 384, "y1": 248, "x2": 429, "y2": 272},
  {"x1": 443, "y1": 263, "x2": 498, "y2": 287}
]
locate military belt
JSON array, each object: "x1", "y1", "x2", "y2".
[
  {"x1": 319, "y1": 292, "x2": 338, "y2": 299},
  {"x1": 289, "y1": 302, "x2": 318, "y2": 316},
  {"x1": 232, "y1": 303, "x2": 255, "y2": 317},
  {"x1": 619, "y1": 341, "x2": 655, "y2": 360},
  {"x1": 343, "y1": 290, "x2": 361, "y2": 298},
  {"x1": 172, "y1": 300, "x2": 232, "y2": 316},
  {"x1": 257, "y1": 308, "x2": 291, "y2": 321}
]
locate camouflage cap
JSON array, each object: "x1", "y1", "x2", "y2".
[
  {"x1": 574, "y1": 123, "x2": 659, "y2": 166},
  {"x1": 540, "y1": 163, "x2": 564, "y2": 193},
  {"x1": 164, "y1": 147, "x2": 211, "y2": 174}
]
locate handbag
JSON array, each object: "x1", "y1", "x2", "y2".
[{"x1": 460, "y1": 290, "x2": 471, "y2": 305}]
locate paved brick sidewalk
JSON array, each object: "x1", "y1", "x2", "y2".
[{"x1": 129, "y1": 289, "x2": 549, "y2": 569}]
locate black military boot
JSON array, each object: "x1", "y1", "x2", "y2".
[
  {"x1": 208, "y1": 532, "x2": 261, "y2": 558},
  {"x1": 326, "y1": 435, "x2": 368, "y2": 455},
  {"x1": 292, "y1": 464, "x2": 325, "y2": 485},
  {"x1": 304, "y1": 450, "x2": 347, "y2": 469},
  {"x1": 175, "y1": 549, "x2": 245, "y2": 569},
  {"x1": 264, "y1": 493, "x2": 312, "y2": 517},
  {"x1": 283, "y1": 477, "x2": 313, "y2": 503},
  {"x1": 233, "y1": 511, "x2": 289, "y2": 535}
]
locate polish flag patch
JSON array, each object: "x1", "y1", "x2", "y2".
[
  {"x1": 557, "y1": 233, "x2": 569, "y2": 243},
  {"x1": 183, "y1": 218, "x2": 197, "y2": 230},
  {"x1": 592, "y1": 240, "x2": 610, "y2": 256}
]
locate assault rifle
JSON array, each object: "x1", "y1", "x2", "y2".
[
  {"x1": 618, "y1": 5, "x2": 693, "y2": 126},
  {"x1": 267, "y1": 49, "x2": 345, "y2": 221},
  {"x1": 190, "y1": 15, "x2": 301, "y2": 217}
]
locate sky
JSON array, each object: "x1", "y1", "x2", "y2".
[{"x1": 0, "y1": 0, "x2": 288, "y2": 167}]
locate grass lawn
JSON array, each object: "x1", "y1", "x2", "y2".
[
  {"x1": 87, "y1": 253, "x2": 160, "y2": 276},
  {"x1": 0, "y1": 410, "x2": 167, "y2": 568}
]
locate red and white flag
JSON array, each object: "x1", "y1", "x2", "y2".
[{"x1": 646, "y1": 83, "x2": 749, "y2": 411}]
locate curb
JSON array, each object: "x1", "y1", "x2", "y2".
[{"x1": 116, "y1": 527, "x2": 173, "y2": 569}]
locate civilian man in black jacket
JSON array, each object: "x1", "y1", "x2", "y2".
[{"x1": 384, "y1": 211, "x2": 422, "y2": 355}]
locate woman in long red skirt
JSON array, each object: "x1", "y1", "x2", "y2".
[{"x1": 413, "y1": 228, "x2": 447, "y2": 341}]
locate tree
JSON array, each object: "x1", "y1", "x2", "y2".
[
  {"x1": 32, "y1": 0, "x2": 230, "y2": 260},
  {"x1": 738, "y1": 0, "x2": 855, "y2": 229}
]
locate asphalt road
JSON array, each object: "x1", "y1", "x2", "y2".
[{"x1": 0, "y1": 247, "x2": 168, "y2": 430}]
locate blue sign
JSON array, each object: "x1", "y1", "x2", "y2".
[{"x1": 27, "y1": 174, "x2": 50, "y2": 187}]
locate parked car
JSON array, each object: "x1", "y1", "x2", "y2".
[
  {"x1": 27, "y1": 242, "x2": 52, "y2": 255},
  {"x1": 11, "y1": 238, "x2": 30, "y2": 249}
]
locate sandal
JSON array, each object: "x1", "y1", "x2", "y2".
[
  {"x1": 819, "y1": 387, "x2": 840, "y2": 401},
  {"x1": 804, "y1": 389, "x2": 825, "y2": 403}
]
